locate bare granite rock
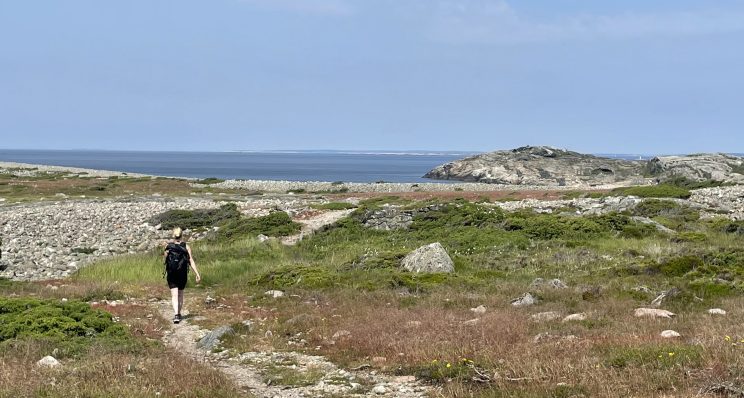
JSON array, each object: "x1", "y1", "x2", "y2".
[
  {"x1": 648, "y1": 153, "x2": 744, "y2": 183},
  {"x1": 401, "y1": 242, "x2": 454, "y2": 274},
  {"x1": 425, "y1": 146, "x2": 744, "y2": 186},
  {"x1": 425, "y1": 146, "x2": 647, "y2": 186}
]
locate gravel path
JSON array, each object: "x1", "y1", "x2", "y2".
[{"x1": 155, "y1": 302, "x2": 432, "y2": 398}]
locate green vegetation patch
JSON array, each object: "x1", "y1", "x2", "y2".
[
  {"x1": 148, "y1": 203, "x2": 241, "y2": 230},
  {"x1": 0, "y1": 298, "x2": 130, "y2": 357},
  {"x1": 217, "y1": 211, "x2": 301, "y2": 240},
  {"x1": 611, "y1": 184, "x2": 691, "y2": 199},
  {"x1": 311, "y1": 202, "x2": 357, "y2": 211}
]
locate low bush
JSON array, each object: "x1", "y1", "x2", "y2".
[
  {"x1": 0, "y1": 298, "x2": 130, "y2": 357},
  {"x1": 612, "y1": 184, "x2": 691, "y2": 199},
  {"x1": 148, "y1": 203, "x2": 241, "y2": 229},
  {"x1": 311, "y1": 202, "x2": 357, "y2": 211},
  {"x1": 663, "y1": 176, "x2": 731, "y2": 190},
  {"x1": 653, "y1": 256, "x2": 703, "y2": 277},
  {"x1": 632, "y1": 199, "x2": 699, "y2": 221},
  {"x1": 217, "y1": 211, "x2": 301, "y2": 240}
]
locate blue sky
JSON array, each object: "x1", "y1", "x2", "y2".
[{"x1": 1, "y1": 0, "x2": 743, "y2": 153}]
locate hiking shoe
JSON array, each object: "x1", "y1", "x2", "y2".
[{"x1": 173, "y1": 314, "x2": 181, "y2": 324}]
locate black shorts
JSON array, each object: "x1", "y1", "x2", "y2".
[{"x1": 167, "y1": 271, "x2": 188, "y2": 290}]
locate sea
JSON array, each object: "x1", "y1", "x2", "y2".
[
  {"x1": 0, "y1": 149, "x2": 737, "y2": 183},
  {"x1": 0, "y1": 149, "x2": 477, "y2": 183}
]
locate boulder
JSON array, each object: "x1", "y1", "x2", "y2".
[
  {"x1": 470, "y1": 305, "x2": 487, "y2": 314},
  {"x1": 511, "y1": 293, "x2": 537, "y2": 307},
  {"x1": 197, "y1": 325, "x2": 235, "y2": 350},
  {"x1": 36, "y1": 356, "x2": 60, "y2": 368},
  {"x1": 401, "y1": 243, "x2": 454, "y2": 274},
  {"x1": 708, "y1": 308, "x2": 727, "y2": 315},
  {"x1": 634, "y1": 308, "x2": 675, "y2": 319},
  {"x1": 562, "y1": 313, "x2": 587, "y2": 323},
  {"x1": 531, "y1": 278, "x2": 568, "y2": 289},
  {"x1": 650, "y1": 288, "x2": 681, "y2": 307},
  {"x1": 660, "y1": 330, "x2": 681, "y2": 338},
  {"x1": 264, "y1": 290, "x2": 284, "y2": 298}
]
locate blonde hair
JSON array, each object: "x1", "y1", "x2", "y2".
[{"x1": 172, "y1": 227, "x2": 183, "y2": 239}]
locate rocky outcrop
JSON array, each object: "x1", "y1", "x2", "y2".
[
  {"x1": 401, "y1": 243, "x2": 454, "y2": 273},
  {"x1": 424, "y1": 146, "x2": 647, "y2": 186},
  {"x1": 648, "y1": 154, "x2": 744, "y2": 183},
  {"x1": 425, "y1": 146, "x2": 744, "y2": 186}
]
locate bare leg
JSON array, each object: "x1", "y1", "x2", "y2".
[
  {"x1": 170, "y1": 288, "x2": 179, "y2": 315},
  {"x1": 178, "y1": 289, "x2": 184, "y2": 315}
]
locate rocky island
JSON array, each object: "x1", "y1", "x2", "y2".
[{"x1": 425, "y1": 145, "x2": 744, "y2": 186}]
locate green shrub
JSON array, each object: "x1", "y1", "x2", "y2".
[
  {"x1": 671, "y1": 232, "x2": 707, "y2": 243},
  {"x1": 217, "y1": 211, "x2": 301, "y2": 240},
  {"x1": 311, "y1": 202, "x2": 357, "y2": 211},
  {"x1": 612, "y1": 184, "x2": 691, "y2": 199},
  {"x1": 149, "y1": 203, "x2": 241, "y2": 229},
  {"x1": 412, "y1": 201, "x2": 505, "y2": 230},
  {"x1": 663, "y1": 176, "x2": 731, "y2": 190},
  {"x1": 507, "y1": 214, "x2": 605, "y2": 240},
  {"x1": 0, "y1": 298, "x2": 130, "y2": 357},
  {"x1": 619, "y1": 223, "x2": 658, "y2": 239},
  {"x1": 633, "y1": 200, "x2": 699, "y2": 221},
  {"x1": 658, "y1": 256, "x2": 703, "y2": 277},
  {"x1": 251, "y1": 265, "x2": 339, "y2": 289}
]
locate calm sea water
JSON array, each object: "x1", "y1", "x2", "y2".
[
  {"x1": 2, "y1": 150, "x2": 737, "y2": 183},
  {"x1": 0, "y1": 149, "x2": 473, "y2": 183}
]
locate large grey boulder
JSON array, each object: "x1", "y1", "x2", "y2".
[{"x1": 401, "y1": 243, "x2": 454, "y2": 273}]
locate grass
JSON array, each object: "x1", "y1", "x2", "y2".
[{"x1": 8, "y1": 193, "x2": 744, "y2": 397}]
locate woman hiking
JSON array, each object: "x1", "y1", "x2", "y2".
[{"x1": 163, "y1": 227, "x2": 201, "y2": 324}]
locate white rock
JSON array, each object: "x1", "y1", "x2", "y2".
[
  {"x1": 264, "y1": 290, "x2": 284, "y2": 298},
  {"x1": 37, "y1": 356, "x2": 60, "y2": 367},
  {"x1": 372, "y1": 385, "x2": 387, "y2": 395},
  {"x1": 562, "y1": 313, "x2": 587, "y2": 323},
  {"x1": 660, "y1": 330, "x2": 681, "y2": 338},
  {"x1": 634, "y1": 308, "x2": 675, "y2": 319},
  {"x1": 531, "y1": 311, "x2": 562, "y2": 322},
  {"x1": 708, "y1": 308, "x2": 727, "y2": 315},
  {"x1": 470, "y1": 305, "x2": 487, "y2": 314},
  {"x1": 511, "y1": 293, "x2": 537, "y2": 307}
]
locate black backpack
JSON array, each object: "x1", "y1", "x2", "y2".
[{"x1": 165, "y1": 242, "x2": 190, "y2": 275}]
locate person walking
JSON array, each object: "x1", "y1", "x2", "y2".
[{"x1": 163, "y1": 227, "x2": 201, "y2": 324}]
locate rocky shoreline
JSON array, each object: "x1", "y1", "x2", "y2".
[{"x1": 0, "y1": 196, "x2": 318, "y2": 281}]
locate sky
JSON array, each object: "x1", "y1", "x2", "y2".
[{"x1": 1, "y1": 0, "x2": 743, "y2": 154}]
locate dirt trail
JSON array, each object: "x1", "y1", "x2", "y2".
[{"x1": 155, "y1": 302, "x2": 432, "y2": 398}]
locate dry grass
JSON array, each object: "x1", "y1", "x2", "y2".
[{"x1": 0, "y1": 342, "x2": 246, "y2": 398}]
